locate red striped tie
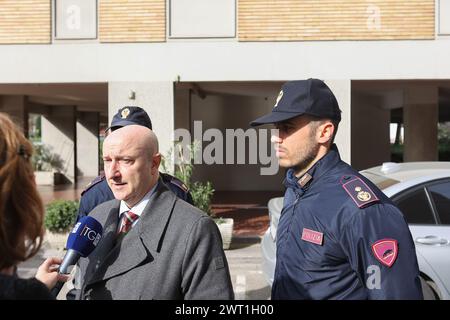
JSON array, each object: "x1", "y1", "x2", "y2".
[{"x1": 117, "y1": 211, "x2": 139, "y2": 235}]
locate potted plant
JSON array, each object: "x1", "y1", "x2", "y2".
[
  {"x1": 161, "y1": 141, "x2": 234, "y2": 250},
  {"x1": 44, "y1": 200, "x2": 79, "y2": 250},
  {"x1": 189, "y1": 181, "x2": 234, "y2": 250},
  {"x1": 31, "y1": 143, "x2": 64, "y2": 185}
]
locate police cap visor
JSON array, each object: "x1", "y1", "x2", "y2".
[{"x1": 250, "y1": 79, "x2": 342, "y2": 126}]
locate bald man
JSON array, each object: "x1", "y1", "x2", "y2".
[{"x1": 74, "y1": 126, "x2": 234, "y2": 300}]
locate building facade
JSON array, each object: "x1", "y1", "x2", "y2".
[{"x1": 0, "y1": 0, "x2": 449, "y2": 191}]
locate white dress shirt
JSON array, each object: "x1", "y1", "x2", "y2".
[{"x1": 117, "y1": 182, "x2": 158, "y2": 232}]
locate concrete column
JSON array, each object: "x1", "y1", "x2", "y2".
[
  {"x1": 108, "y1": 82, "x2": 175, "y2": 161},
  {"x1": 403, "y1": 87, "x2": 438, "y2": 162},
  {"x1": 174, "y1": 87, "x2": 191, "y2": 130},
  {"x1": 351, "y1": 92, "x2": 391, "y2": 170},
  {"x1": 76, "y1": 111, "x2": 99, "y2": 177},
  {"x1": 325, "y1": 80, "x2": 351, "y2": 164},
  {"x1": 41, "y1": 106, "x2": 77, "y2": 183},
  {"x1": 0, "y1": 95, "x2": 28, "y2": 134}
]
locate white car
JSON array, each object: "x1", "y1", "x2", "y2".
[{"x1": 261, "y1": 162, "x2": 450, "y2": 299}]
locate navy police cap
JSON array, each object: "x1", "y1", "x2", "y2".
[
  {"x1": 106, "y1": 106, "x2": 153, "y2": 132},
  {"x1": 250, "y1": 79, "x2": 341, "y2": 126}
]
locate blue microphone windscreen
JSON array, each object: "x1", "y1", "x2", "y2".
[{"x1": 66, "y1": 216, "x2": 103, "y2": 257}]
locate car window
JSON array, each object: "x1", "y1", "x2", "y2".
[
  {"x1": 427, "y1": 181, "x2": 450, "y2": 225},
  {"x1": 393, "y1": 188, "x2": 436, "y2": 225}
]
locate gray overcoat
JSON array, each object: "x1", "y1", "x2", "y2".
[{"x1": 75, "y1": 181, "x2": 234, "y2": 300}]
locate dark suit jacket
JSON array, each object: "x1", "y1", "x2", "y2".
[{"x1": 75, "y1": 181, "x2": 234, "y2": 300}]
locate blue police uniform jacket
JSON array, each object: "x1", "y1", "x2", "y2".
[
  {"x1": 272, "y1": 144, "x2": 423, "y2": 300},
  {"x1": 77, "y1": 172, "x2": 194, "y2": 221}
]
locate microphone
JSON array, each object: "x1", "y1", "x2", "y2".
[{"x1": 51, "y1": 216, "x2": 103, "y2": 298}]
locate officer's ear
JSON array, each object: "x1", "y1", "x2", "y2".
[{"x1": 316, "y1": 120, "x2": 335, "y2": 145}]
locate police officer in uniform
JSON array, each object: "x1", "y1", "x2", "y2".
[
  {"x1": 77, "y1": 106, "x2": 193, "y2": 222},
  {"x1": 250, "y1": 79, "x2": 423, "y2": 299}
]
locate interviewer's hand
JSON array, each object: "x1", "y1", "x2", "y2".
[{"x1": 35, "y1": 257, "x2": 70, "y2": 290}]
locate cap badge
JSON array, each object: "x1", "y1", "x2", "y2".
[
  {"x1": 121, "y1": 108, "x2": 130, "y2": 119},
  {"x1": 355, "y1": 186, "x2": 372, "y2": 202},
  {"x1": 274, "y1": 90, "x2": 284, "y2": 108},
  {"x1": 371, "y1": 239, "x2": 398, "y2": 267}
]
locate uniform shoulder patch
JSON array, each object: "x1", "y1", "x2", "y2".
[
  {"x1": 372, "y1": 239, "x2": 398, "y2": 267},
  {"x1": 81, "y1": 172, "x2": 106, "y2": 196},
  {"x1": 340, "y1": 175, "x2": 379, "y2": 208},
  {"x1": 161, "y1": 173, "x2": 189, "y2": 192}
]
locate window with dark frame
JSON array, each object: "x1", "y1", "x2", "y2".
[
  {"x1": 393, "y1": 188, "x2": 436, "y2": 225},
  {"x1": 427, "y1": 181, "x2": 450, "y2": 225}
]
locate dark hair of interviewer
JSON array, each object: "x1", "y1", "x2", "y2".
[{"x1": 0, "y1": 112, "x2": 44, "y2": 270}]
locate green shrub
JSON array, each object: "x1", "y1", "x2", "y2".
[
  {"x1": 44, "y1": 200, "x2": 79, "y2": 233},
  {"x1": 32, "y1": 143, "x2": 64, "y2": 172},
  {"x1": 190, "y1": 181, "x2": 215, "y2": 216},
  {"x1": 161, "y1": 140, "x2": 216, "y2": 217}
]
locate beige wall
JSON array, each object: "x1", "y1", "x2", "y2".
[
  {"x1": 0, "y1": 0, "x2": 436, "y2": 45},
  {"x1": 0, "y1": 0, "x2": 51, "y2": 44},
  {"x1": 239, "y1": 0, "x2": 434, "y2": 41},
  {"x1": 99, "y1": 0, "x2": 165, "y2": 42}
]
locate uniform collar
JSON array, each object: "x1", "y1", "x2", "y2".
[{"x1": 284, "y1": 144, "x2": 341, "y2": 191}]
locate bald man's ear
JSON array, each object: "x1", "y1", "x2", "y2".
[{"x1": 152, "y1": 153, "x2": 162, "y2": 173}]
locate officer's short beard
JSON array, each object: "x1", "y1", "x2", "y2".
[
  {"x1": 292, "y1": 126, "x2": 321, "y2": 177},
  {"x1": 293, "y1": 144, "x2": 320, "y2": 176}
]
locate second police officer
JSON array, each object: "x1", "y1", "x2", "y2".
[{"x1": 250, "y1": 79, "x2": 424, "y2": 299}]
